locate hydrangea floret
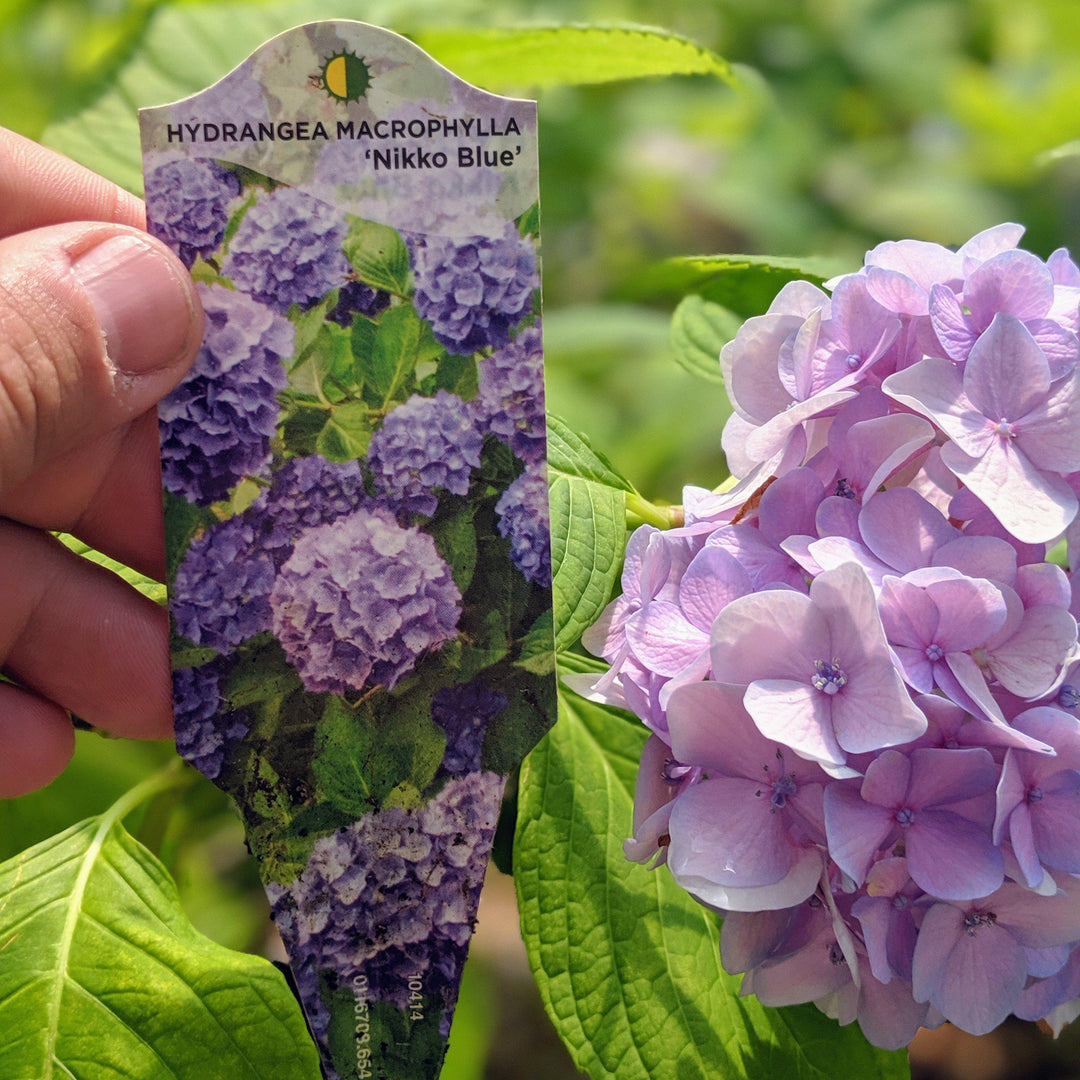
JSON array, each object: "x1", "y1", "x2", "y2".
[
  {"x1": 159, "y1": 283, "x2": 292, "y2": 505},
  {"x1": 269, "y1": 507, "x2": 462, "y2": 695},
  {"x1": 580, "y1": 223, "x2": 1080, "y2": 1048},
  {"x1": 367, "y1": 389, "x2": 484, "y2": 517}
]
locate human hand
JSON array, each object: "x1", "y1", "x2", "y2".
[{"x1": 0, "y1": 127, "x2": 203, "y2": 796}]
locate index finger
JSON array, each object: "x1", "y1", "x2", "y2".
[{"x1": 0, "y1": 127, "x2": 144, "y2": 237}]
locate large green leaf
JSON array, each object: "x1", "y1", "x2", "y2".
[
  {"x1": 0, "y1": 771, "x2": 322, "y2": 1080},
  {"x1": 631, "y1": 254, "x2": 853, "y2": 318},
  {"x1": 668, "y1": 294, "x2": 741, "y2": 384},
  {"x1": 415, "y1": 24, "x2": 738, "y2": 90},
  {"x1": 515, "y1": 675, "x2": 911, "y2": 1080},
  {"x1": 546, "y1": 415, "x2": 631, "y2": 651},
  {"x1": 45, "y1": 6, "x2": 736, "y2": 195}
]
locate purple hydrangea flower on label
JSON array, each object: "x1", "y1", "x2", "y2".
[
  {"x1": 270, "y1": 507, "x2": 462, "y2": 694},
  {"x1": 267, "y1": 771, "x2": 504, "y2": 1057},
  {"x1": 411, "y1": 224, "x2": 537, "y2": 354},
  {"x1": 474, "y1": 323, "x2": 547, "y2": 463},
  {"x1": 431, "y1": 680, "x2": 508, "y2": 776},
  {"x1": 222, "y1": 187, "x2": 351, "y2": 311},
  {"x1": 172, "y1": 659, "x2": 248, "y2": 780},
  {"x1": 144, "y1": 159, "x2": 239, "y2": 268},
  {"x1": 367, "y1": 389, "x2": 483, "y2": 516},
  {"x1": 244, "y1": 454, "x2": 369, "y2": 570},
  {"x1": 710, "y1": 561, "x2": 927, "y2": 772},
  {"x1": 495, "y1": 462, "x2": 551, "y2": 585},
  {"x1": 171, "y1": 513, "x2": 275, "y2": 654},
  {"x1": 159, "y1": 283, "x2": 292, "y2": 505}
]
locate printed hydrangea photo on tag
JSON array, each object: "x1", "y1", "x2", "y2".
[{"x1": 139, "y1": 21, "x2": 554, "y2": 1080}]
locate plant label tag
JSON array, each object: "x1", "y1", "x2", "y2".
[{"x1": 139, "y1": 21, "x2": 554, "y2": 1079}]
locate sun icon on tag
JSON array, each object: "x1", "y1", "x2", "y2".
[{"x1": 316, "y1": 51, "x2": 371, "y2": 103}]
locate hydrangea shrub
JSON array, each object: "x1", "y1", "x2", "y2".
[{"x1": 574, "y1": 223, "x2": 1080, "y2": 1049}]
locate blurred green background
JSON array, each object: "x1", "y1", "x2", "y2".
[{"x1": 5, "y1": 0, "x2": 1080, "y2": 1077}]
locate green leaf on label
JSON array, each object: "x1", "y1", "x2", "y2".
[
  {"x1": 633, "y1": 253, "x2": 851, "y2": 317},
  {"x1": 290, "y1": 289, "x2": 338, "y2": 360},
  {"x1": 417, "y1": 24, "x2": 739, "y2": 90},
  {"x1": 669, "y1": 294, "x2": 742, "y2": 384},
  {"x1": 430, "y1": 505, "x2": 479, "y2": 596},
  {"x1": 316, "y1": 399, "x2": 374, "y2": 461},
  {"x1": 311, "y1": 696, "x2": 375, "y2": 817},
  {"x1": 546, "y1": 416, "x2": 630, "y2": 651},
  {"x1": 365, "y1": 302, "x2": 422, "y2": 406},
  {"x1": 343, "y1": 216, "x2": 411, "y2": 296},
  {"x1": 516, "y1": 609, "x2": 556, "y2": 676},
  {"x1": 515, "y1": 678, "x2": 911, "y2": 1080},
  {"x1": 0, "y1": 787, "x2": 321, "y2": 1080},
  {"x1": 516, "y1": 200, "x2": 541, "y2": 237}
]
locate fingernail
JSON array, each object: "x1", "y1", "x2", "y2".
[{"x1": 72, "y1": 234, "x2": 198, "y2": 374}]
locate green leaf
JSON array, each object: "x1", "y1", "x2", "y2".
[
  {"x1": 632, "y1": 253, "x2": 851, "y2": 317},
  {"x1": 430, "y1": 506, "x2": 479, "y2": 595},
  {"x1": 365, "y1": 303, "x2": 422, "y2": 406},
  {"x1": 0, "y1": 774, "x2": 321, "y2": 1080},
  {"x1": 515, "y1": 680, "x2": 910, "y2": 1080},
  {"x1": 516, "y1": 609, "x2": 556, "y2": 676},
  {"x1": 416, "y1": 24, "x2": 739, "y2": 91},
  {"x1": 316, "y1": 400, "x2": 374, "y2": 461},
  {"x1": 546, "y1": 414, "x2": 635, "y2": 494},
  {"x1": 669, "y1": 295, "x2": 741, "y2": 384},
  {"x1": 56, "y1": 533, "x2": 167, "y2": 604},
  {"x1": 546, "y1": 416, "x2": 630, "y2": 651},
  {"x1": 311, "y1": 696, "x2": 375, "y2": 817},
  {"x1": 343, "y1": 217, "x2": 411, "y2": 296}
]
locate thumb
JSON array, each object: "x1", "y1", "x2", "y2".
[{"x1": 0, "y1": 221, "x2": 202, "y2": 495}]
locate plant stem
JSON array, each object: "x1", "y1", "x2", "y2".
[
  {"x1": 106, "y1": 757, "x2": 190, "y2": 830},
  {"x1": 625, "y1": 491, "x2": 677, "y2": 530}
]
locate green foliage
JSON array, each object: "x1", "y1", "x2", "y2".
[
  {"x1": 632, "y1": 253, "x2": 851, "y2": 318},
  {"x1": 344, "y1": 216, "x2": 413, "y2": 296},
  {"x1": 668, "y1": 294, "x2": 740, "y2": 384},
  {"x1": 414, "y1": 24, "x2": 739, "y2": 90},
  {"x1": 515, "y1": 674, "x2": 910, "y2": 1080},
  {"x1": 546, "y1": 415, "x2": 632, "y2": 651},
  {"x1": 0, "y1": 771, "x2": 322, "y2": 1080}
]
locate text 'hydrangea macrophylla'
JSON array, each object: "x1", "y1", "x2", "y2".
[
  {"x1": 580, "y1": 222, "x2": 1080, "y2": 1048},
  {"x1": 270, "y1": 507, "x2": 461, "y2": 695},
  {"x1": 159, "y1": 283, "x2": 292, "y2": 505}
]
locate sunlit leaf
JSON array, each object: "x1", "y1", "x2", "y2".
[
  {"x1": 515, "y1": 674, "x2": 911, "y2": 1080},
  {"x1": 0, "y1": 776, "x2": 322, "y2": 1080}
]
